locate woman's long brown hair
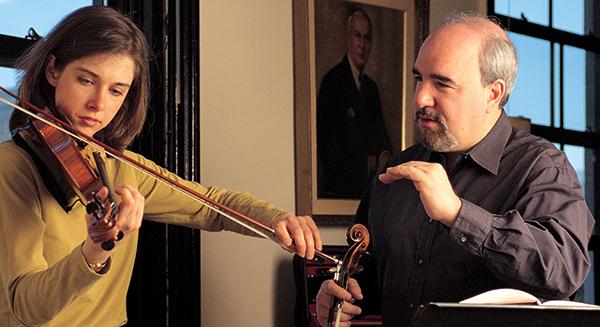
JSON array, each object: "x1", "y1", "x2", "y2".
[{"x1": 11, "y1": 5, "x2": 151, "y2": 150}]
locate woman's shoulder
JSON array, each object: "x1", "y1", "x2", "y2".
[
  {"x1": 0, "y1": 139, "x2": 40, "y2": 184},
  {"x1": 0, "y1": 139, "x2": 34, "y2": 163},
  {"x1": 119, "y1": 149, "x2": 161, "y2": 170}
]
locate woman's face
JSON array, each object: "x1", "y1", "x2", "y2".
[{"x1": 45, "y1": 53, "x2": 135, "y2": 137}]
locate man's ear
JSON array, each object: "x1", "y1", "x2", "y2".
[
  {"x1": 45, "y1": 55, "x2": 60, "y2": 87},
  {"x1": 486, "y1": 79, "x2": 506, "y2": 112}
]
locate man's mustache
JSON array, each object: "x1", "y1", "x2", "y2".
[{"x1": 416, "y1": 107, "x2": 441, "y2": 123}]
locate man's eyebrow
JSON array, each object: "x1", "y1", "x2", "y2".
[
  {"x1": 431, "y1": 73, "x2": 456, "y2": 85},
  {"x1": 412, "y1": 67, "x2": 457, "y2": 86}
]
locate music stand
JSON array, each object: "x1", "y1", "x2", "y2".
[{"x1": 409, "y1": 302, "x2": 600, "y2": 327}]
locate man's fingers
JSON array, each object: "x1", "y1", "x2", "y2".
[
  {"x1": 347, "y1": 278, "x2": 364, "y2": 300},
  {"x1": 316, "y1": 280, "x2": 363, "y2": 327}
]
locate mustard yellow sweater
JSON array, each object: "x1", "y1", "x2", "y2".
[{"x1": 0, "y1": 140, "x2": 285, "y2": 326}]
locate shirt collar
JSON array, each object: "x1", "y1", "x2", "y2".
[
  {"x1": 347, "y1": 54, "x2": 362, "y2": 90},
  {"x1": 424, "y1": 111, "x2": 512, "y2": 175},
  {"x1": 465, "y1": 111, "x2": 513, "y2": 175}
]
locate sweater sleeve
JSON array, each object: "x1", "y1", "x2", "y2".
[
  {"x1": 118, "y1": 151, "x2": 287, "y2": 236},
  {"x1": 0, "y1": 143, "x2": 104, "y2": 325}
]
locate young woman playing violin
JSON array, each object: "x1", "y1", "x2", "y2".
[{"x1": 0, "y1": 6, "x2": 322, "y2": 326}]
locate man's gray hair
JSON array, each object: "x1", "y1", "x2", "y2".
[
  {"x1": 346, "y1": 9, "x2": 372, "y2": 34},
  {"x1": 439, "y1": 12, "x2": 518, "y2": 107}
]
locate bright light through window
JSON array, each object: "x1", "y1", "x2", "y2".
[{"x1": 0, "y1": 1, "x2": 93, "y2": 143}]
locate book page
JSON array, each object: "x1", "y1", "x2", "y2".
[
  {"x1": 459, "y1": 288, "x2": 541, "y2": 305},
  {"x1": 541, "y1": 300, "x2": 600, "y2": 308}
]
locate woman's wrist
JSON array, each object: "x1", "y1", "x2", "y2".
[{"x1": 81, "y1": 240, "x2": 111, "y2": 272}]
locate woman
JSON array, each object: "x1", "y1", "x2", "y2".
[{"x1": 0, "y1": 6, "x2": 322, "y2": 326}]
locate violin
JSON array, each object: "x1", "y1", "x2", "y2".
[
  {"x1": 327, "y1": 224, "x2": 370, "y2": 327},
  {"x1": 0, "y1": 85, "x2": 340, "y2": 262},
  {"x1": 11, "y1": 103, "x2": 123, "y2": 250}
]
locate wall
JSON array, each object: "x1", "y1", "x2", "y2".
[
  {"x1": 199, "y1": 1, "x2": 339, "y2": 326},
  {"x1": 199, "y1": 0, "x2": 484, "y2": 326},
  {"x1": 429, "y1": 0, "x2": 486, "y2": 29}
]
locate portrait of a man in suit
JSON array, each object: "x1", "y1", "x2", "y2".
[{"x1": 316, "y1": 8, "x2": 393, "y2": 199}]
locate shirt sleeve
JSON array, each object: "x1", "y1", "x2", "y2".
[{"x1": 450, "y1": 149, "x2": 594, "y2": 299}]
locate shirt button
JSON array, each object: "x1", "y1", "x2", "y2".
[
  {"x1": 418, "y1": 258, "x2": 424, "y2": 265},
  {"x1": 428, "y1": 218, "x2": 433, "y2": 223},
  {"x1": 409, "y1": 303, "x2": 415, "y2": 309},
  {"x1": 460, "y1": 236, "x2": 468, "y2": 243}
]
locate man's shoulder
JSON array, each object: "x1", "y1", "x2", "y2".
[
  {"x1": 505, "y1": 127, "x2": 569, "y2": 168},
  {"x1": 507, "y1": 128, "x2": 557, "y2": 155}
]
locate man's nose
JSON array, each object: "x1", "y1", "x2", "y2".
[
  {"x1": 359, "y1": 37, "x2": 369, "y2": 48},
  {"x1": 413, "y1": 83, "x2": 434, "y2": 109}
]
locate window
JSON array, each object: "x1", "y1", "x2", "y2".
[
  {"x1": 0, "y1": 67, "x2": 17, "y2": 141},
  {"x1": 0, "y1": 0, "x2": 98, "y2": 142},
  {"x1": 489, "y1": 0, "x2": 600, "y2": 304}
]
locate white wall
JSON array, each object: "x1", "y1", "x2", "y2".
[
  {"x1": 199, "y1": 1, "x2": 342, "y2": 326},
  {"x1": 199, "y1": 1, "x2": 484, "y2": 326}
]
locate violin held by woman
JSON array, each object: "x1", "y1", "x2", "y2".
[{"x1": 0, "y1": 6, "x2": 323, "y2": 326}]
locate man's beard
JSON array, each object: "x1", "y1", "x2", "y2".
[{"x1": 415, "y1": 107, "x2": 458, "y2": 152}]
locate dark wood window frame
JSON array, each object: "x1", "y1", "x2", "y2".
[
  {"x1": 488, "y1": 0, "x2": 600, "y2": 303},
  {"x1": 108, "y1": 0, "x2": 201, "y2": 326}
]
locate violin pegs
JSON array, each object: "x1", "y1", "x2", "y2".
[
  {"x1": 101, "y1": 240, "x2": 115, "y2": 251},
  {"x1": 86, "y1": 202, "x2": 99, "y2": 214}
]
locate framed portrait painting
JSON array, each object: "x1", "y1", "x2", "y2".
[{"x1": 293, "y1": 0, "x2": 420, "y2": 222}]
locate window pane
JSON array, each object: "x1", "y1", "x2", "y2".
[
  {"x1": 564, "y1": 145, "x2": 585, "y2": 190},
  {"x1": 553, "y1": 43, "x2": 560, "y2": 128},
  {"x1": 0, "y1": 0, "x2": 92, "y2": 39},
  {"x1": 505, "y1": 33, "x2": 551, "y2": 126},
  {"x1": 0, "y1": 67, "x2": 18, "y2": 143},
  {"x1": 553, "y1": 0, "x2": 584, "y2": 35},
  {"x1": 580, "y1": 252, "x2": 595, "y2": 304},
  {"x1": 563, "y1": 46, "x2": 586, "y2": 132},
  {"x1": 495, "y1": 0, "x2": 549, "y2": 26}
]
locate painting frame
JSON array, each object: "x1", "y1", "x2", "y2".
[{"x1": 293, "y1": 0, "x2": 423, "y2": 224}]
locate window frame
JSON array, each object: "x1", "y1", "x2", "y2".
[
  {"x1": 0, "y1": 34, "x2": 35, "y2": 68},
  {"x1": 488, "y1": 0, "x2": 600, "y2": 304}
]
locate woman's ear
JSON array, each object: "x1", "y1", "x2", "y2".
[{"x1": 45, "y1": 55, "x2": 60, "y2": 87}]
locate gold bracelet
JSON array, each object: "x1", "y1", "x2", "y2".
[{"x1": 88, "y1": 259, "x2": 108, "y2": 272}]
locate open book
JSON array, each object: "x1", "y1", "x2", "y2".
[{"x1": 460, "y1": 288, "x2": 599, "y2": 308}]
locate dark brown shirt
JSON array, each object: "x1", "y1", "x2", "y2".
[{"x1": 356, "y1": 112, "x2": 595, "y2": 326}]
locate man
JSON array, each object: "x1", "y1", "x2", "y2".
[
  {"x1": 317, "y1": 9, "x2": 392, "y2": 199},
  {"x1": 315, "y1": 13, "x2": 595, "y2": 327}
]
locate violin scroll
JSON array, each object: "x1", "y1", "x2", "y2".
[
  {"x1": 346, "y1": 223, "x2": 369, "y2": 270},
  {"x1": 327, "y1": 223, "x2": 370, "y2": 327}
]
